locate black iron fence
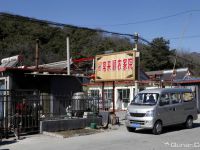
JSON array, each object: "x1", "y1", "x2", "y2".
[
  {"x1": 0, "y1": 90, "x2": 40, "y2": 139},
  {"x1": 0, "y1": 90, "x2": 103, "y2": 139}
]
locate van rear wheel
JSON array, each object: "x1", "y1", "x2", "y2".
[
  {"x1": 126, "y1": 127, "x2": 136, "y2": 132},
  {"x1": 153, "y1": 121, "x2": 162, "y2": 135},
  {"x1": 185, "y1": 117, "x2": 193, "y2": 129}
]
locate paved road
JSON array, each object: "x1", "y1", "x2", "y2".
[{"x1": 1, "y1": 119, "x2": 200, "y2": 150}]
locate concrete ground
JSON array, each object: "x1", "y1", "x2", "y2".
[{"x1": 1, "y1": 114, "x2": 200, "y2": 150}]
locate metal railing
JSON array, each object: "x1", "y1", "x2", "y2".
[
  {"x1": 0, "y1": 90, "x2": 102, "y2": 139},
  {"x1": 0, "y1": 89, "x2": 40, "y2": 139}
]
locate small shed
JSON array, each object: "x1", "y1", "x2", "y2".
[{"x1": 0, "y1": 66, "x2": 83, "y2": 121}]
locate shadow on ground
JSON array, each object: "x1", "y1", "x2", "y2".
[
  {"x1": 0, "y1": 136, "x2": 26, "y2": 146},
  {"x1": 132, "y1": 123, "x2": 200, "y2": 135},
  {"x1": 0, "y1": 139, "x2": 17, "y2": 146}
]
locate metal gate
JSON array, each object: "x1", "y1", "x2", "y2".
[
  {"x1": 0, "y1": 90, "x2": 100, "y2": 138},
  {"x1": 0, "y1": 89, "x2": 40, "y2": 138}
]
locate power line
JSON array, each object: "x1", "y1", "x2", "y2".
[
  {"x1": 0, "y1": 12, "x2": 134, "y2": 37},
  {"x1": 81, "y1": 9, "x2": 200, "y2": 27},
  {"x1": 1, "y1": 12, "x2": 200, "y2": 68},
  {"x1": 168, "y1": 34, "x2": 200, "y2": 40},
  {"x1": 138, "y1": 37, "x2": 200, "y2": 68},
  {"x1": 172, "y1": 12, "x2": 192, "y2": 79},
  {"x1": 2, "y1": 12, "x2": 200, "y2": 42},
  {"x1": 176, "y1": 55, "x2": 200, "y2": 67}
]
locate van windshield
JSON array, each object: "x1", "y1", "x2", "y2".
[{"x1": 131, "y1": 93, "x2": 159, "y2": 106}]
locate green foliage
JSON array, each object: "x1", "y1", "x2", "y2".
[
  {"x1": 1, "y1": 15, "x2": 199, "y2": 75},
  {"x1": 0, "y1": 16, "x2": 132, "y2": 65},
  {"x1": 140, "y1": 37, "x2": 176, "y2": 71}
]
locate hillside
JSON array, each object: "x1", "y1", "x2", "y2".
[
  {"x1": 0, "y1": 13, "x2": 133, "y2": 66},
  {"x1": 176, "y1": 51, "x2": 200, "y2": 76},
  {"x1": 0, "y1": 13, "x2": 199, "y2": 76}
]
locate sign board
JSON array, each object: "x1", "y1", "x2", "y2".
[{"x1": 95, "y1": 50, "x2": 138, "y2": 82}]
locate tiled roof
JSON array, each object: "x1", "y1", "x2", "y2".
[{"x1": 146, "y1": 68, "x2": 190, "y2": 81}]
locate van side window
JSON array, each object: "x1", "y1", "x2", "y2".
[
  {"x1": 159, "y1": 94, "x2": 170, "y2": 106},
  {"x1": 170, "y1": 93, "x2": 181, "y2": 104},
  {"x1": 182, "y1": 92, "x2": 193, "y2": 102}
]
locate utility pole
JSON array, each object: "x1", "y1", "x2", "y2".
[
  {"x1": 133, "y1": 33, "x2": 139, "y2": 51},
  {"x1": 66, "y1": 37, "x2": 70, "y2": 75},
  {"x1": 35, "y1": 39, "x2": 39, "y2": 69},
  {"x1": 134, "y1": 33, "x2": 140, "y2": 95}
]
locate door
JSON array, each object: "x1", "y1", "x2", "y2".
[
  {"x1": 169, "y1": 93, "x2": 184, "y2": 124},
  {"x1": 0, "y1": 80, "x2": 5, "y2": 120},
  {"x1": 117, "y1": 89, "x2": 130, "y2": 110},
  {"x1": 157, "y1": 93, "x2": 174, "y2": 126}
]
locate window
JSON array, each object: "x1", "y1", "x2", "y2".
[
  {"x1": 103, "y1": 89, "x2": 113, "y2": 109},
  {"x1": 0, "y1": 99, "x2": 3, "y2": 119},
  {"x1": 182, "y1": 92, "x2": 193, "y2": 102},
  {"x1": 159, "y1": 93, "x2": 170, "y2": 106},
  {"x1": 104, "y1": 89, "x2": 113, "y2": 101},
  {"x1": 0, "y1": 80, "x2": 5, "y2": 119},
  {"x1": 90, "y1": 90, "x2": 99, "y2": 97},
  {"x1": 170, "y1": 93, "x2": 181, "y2": 104},
  {"x1": 118, "y1": 89, "x2": 130, "y2": 103},
  {"x1": 131, "y1": 93, "x2": 159, "y2": 106}
]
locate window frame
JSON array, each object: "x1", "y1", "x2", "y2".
[
  {"x1": 118, "y1": 89, "x2": 130, "y2": 103},
  {"x1": 159, "y1": 93, "x2": 170, "y2": 106},
  {"x1": 170, "y1": 93, "x2": 182, "y2": 104},
  {"x1": 104, "y1": 89, "x2": 113, "y2": 101},
  {"x1": 89, "y1": 89, "x2": 100, "y2": 98},
  {"x1": 182, "y1": 92, "x2": 194, "y2": 102}
]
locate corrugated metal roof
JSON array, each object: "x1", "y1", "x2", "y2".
[
  {"x1": 0, "y1": 59, "x2": 18, "y2": 67},
  {"x1": 146, "y1": 70, "x2": 163, "y2": 76},
  {"x1": 38, "y1": 60, "x2": 68, "y2": 69}
]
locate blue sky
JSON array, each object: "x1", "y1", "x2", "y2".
[{"x1": 1, "y1": 0, "x2": 200, "y2": 52}]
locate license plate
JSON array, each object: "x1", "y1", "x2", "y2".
[{"x1": 131, "y1": 123, "x2": 141, "y2": 128}]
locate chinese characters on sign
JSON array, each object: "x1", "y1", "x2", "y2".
[
  {"x1": 97, "y1": 58, "x2": 134, "y2": 72},
  {"x1": 95, "y1": 50, "x2": 137, "y2": 81}
]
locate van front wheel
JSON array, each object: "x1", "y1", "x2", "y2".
[
  {"x1": 153, "y1": 121, "x2": 162, "y2": 135},
  {"x1": 185, "y1": 117, "x2": 193, "y2": 129}
]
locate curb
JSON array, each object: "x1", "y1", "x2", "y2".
[{"x1": 42, "y1": 131, "x2": 64, "y2": 138}]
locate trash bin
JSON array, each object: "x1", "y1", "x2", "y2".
[{"x1": 90, "y1": 123, "x2": 97, "y2": 129}]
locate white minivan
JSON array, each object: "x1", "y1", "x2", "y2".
[{"x1": 125, "y1": 88, "x2": 198, "y2": 134}]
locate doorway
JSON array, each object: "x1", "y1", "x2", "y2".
[{"x1": 117, "y1": 89, "x2": 130, "y2": 110}]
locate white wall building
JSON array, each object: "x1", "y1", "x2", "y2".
[
  {"x1": 87, "y1": 68, "x2": 193, "y2": 111},
  {"x1": 88, "y1": 83, "x2": 136, "y2": 110}
]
